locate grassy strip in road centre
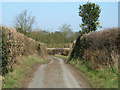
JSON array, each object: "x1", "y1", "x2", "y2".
[
  {"x1": 2, "y1": 56, "x2": 49, "y2": 88},
  {"x1": 55, "y1": 55, "x2": 118, "y2": 88}
]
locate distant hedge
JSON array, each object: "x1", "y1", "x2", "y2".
[
  {"x1": 47, "y1": 48, "x2": 70, "y2": 56},
  {"x1": 1, "y1": 26, "x2": 47, "y2": 75},
  {"x1": 69, "y1": 28, "x2": 120, "y2": 70}
]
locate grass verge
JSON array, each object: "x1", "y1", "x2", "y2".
[
  {"x1": 55, "y1": 55, "x2": 118, "y2": 88},
  {"x1": 2, "y1": 56, "x2": 49, "y2": 88},
  {"x1": 55, "y1": 55, "x2": 68, "y2": 61}
]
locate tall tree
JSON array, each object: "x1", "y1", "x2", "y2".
[
  {"x1": 14, "y1": 9, "x2": 35, "y2": 35},
  {"x1": 59, "y1": 24, "x2": 75, "y2": 40},
  {"x1": 79, "y1": 2, "x2": 102, "y2": 33}
]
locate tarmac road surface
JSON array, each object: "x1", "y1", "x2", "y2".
[{"x1": 28, "y1": 56, "x2": 87, "y2": 88}]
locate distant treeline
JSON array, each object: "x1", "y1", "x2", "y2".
[{"x1": 27, "y1": 29, "x2": 79, "y2": 45}]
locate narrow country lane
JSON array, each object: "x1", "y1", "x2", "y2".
[{"x1": 28, "y1": 56, "x2": 89, "y2": 88}]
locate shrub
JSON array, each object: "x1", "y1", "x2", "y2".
[
  {"x1": 1, "y1": 26, "x2": 47, "y2": 75},
  {"x1": 69, "y1": 28, "x2": 119, "y2": 69}
]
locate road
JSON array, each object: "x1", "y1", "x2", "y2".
[{"x1": 28, "y1": 56, "x2": 90, "y2": 88}]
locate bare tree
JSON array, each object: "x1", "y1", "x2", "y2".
[
  {"x1": 14, "y1": 9, "x2": 35, "y2": 35},
  {"x1": 59, "y1": 24, "x2": 74, "y2": 38}
]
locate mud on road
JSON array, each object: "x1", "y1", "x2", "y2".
[{"x1": 28, "y1": 56, "x2": 91, "y2": 88}]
